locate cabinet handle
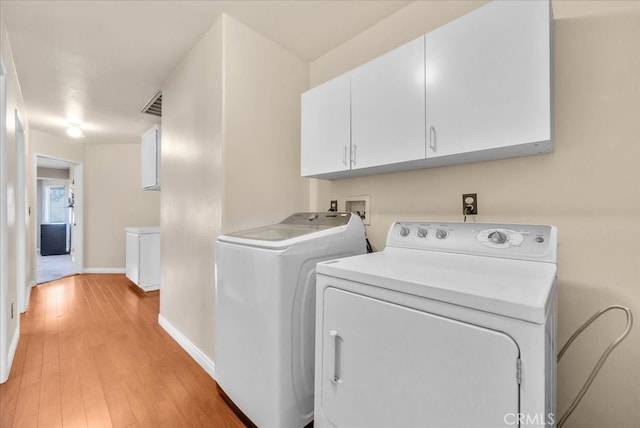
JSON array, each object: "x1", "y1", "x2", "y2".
[
  {"x1": 330, "y1": 330, "x2": 342, "y2": 384},
  {"x1": 429, "y1": 126, "x2": 437, "y2": 153},
  {"x1": 350, "y1": 145, "x2": 357, "y2": 166},
  {"x1": 342, "y1": 146, "x2": 348, "y2": 167}
]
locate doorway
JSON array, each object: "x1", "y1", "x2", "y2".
[{"x1": 35, "y1": 156, "x2": 82, "y2": 284}]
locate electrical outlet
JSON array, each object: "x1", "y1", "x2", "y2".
[{"x1": 462, "y1": 193, "x2": 478, "y2": 215}]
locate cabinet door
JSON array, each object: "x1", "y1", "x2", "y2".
[
  {"x1": 141, "y1": 125, "x2": 160, "y2": 190},
  {"x1": 125, "y1": 232, "x2": 139, "y2": 285},
  {"x1": 139, "y1": 233, "x2": 160, "y2": 288},
  {"x1": 301, "y1": 74, "x2": 351, "y2": 177},
  {"x1": 351, "y1": 36, "x2": 426, "y2": 170},
  {"x1": 426, "y1": 0, "x2": 551, "y2": 158},
  {"x1": 319, "y1": 287, "x2": 520, "y2": 428}
]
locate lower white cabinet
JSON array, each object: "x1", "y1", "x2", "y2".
[{"x1": 125, "y1": 227, "x2": 160, "y2": 292}]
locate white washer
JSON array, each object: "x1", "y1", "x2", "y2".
[
  {"x1": 314, "y1": 221, "x2": 557, "y2": 428},
  {"x1": 215, "y1": 212, "x2": 366, "y2": 427}
]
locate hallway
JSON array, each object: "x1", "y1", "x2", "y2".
[{"x1": 0, "y1": 274, "x2": 243, "y2": 427}]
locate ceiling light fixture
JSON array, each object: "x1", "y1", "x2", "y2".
[{"x1": 66, "y1": 124, "x2": 83, "y2": 138}]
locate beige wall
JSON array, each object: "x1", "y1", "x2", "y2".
[
  {"x1": 161, "y1": 16, "x2": 225, "y2": 359},
  {"x1": 37, "y1": 167, "x2": 69, "y2": 180},
  {"x1": 309, "y1": 1, "x2": 640, "y2": 426},
  {"x1": 160, "y1": 14, "x2": 309, "y2": 361},
  {"x1": 84, "y1": 143, "x2": 160, "y2": 270},
  {"x1": 31, "y1": 129, "x2": 84, "y2": 164},
  {"x1": 222, "y1": 14, "x2": 309, "y2": 232}
]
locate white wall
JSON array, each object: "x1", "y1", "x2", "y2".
[
  {"x1": 160, "y1": 13, "x2": 308, "y2": 364},
  {"x1": 308, "y1": 1, "x2": 640, "y2": 427}
]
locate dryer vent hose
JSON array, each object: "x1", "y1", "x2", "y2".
[{"x1": 556, "y1": 305, "x2": 633, "y2": 428}]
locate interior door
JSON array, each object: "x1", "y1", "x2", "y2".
[{"x1": 320, "y1": 287, "x2": 520, "y2": 428}]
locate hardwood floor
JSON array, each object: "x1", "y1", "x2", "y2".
[{"x1": 0, "y1": 274, "x2": 244, "y2": 428}]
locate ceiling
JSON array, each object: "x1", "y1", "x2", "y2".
[{"x1": 1, "y1": 0, "x2": 411, "y2": 145}]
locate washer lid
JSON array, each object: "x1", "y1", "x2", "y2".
[
  {"x1": 317, "y1": 248, "x2": 557, "y2": 324},
  {"x1": 217, "y1": 213, "x2": 359, "y2": 249},
  {"x1": 223, "y1": 223, "x2": 334, "y2": 242}
]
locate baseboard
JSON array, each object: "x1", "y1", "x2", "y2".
[
  {"x1": 83, "y1": 268, "x2": 126, "y2": 274},
  {"x1": 22, "y1": 280, "x2": 36, "y2": 313},
  {"x1": 1, "y1": 324, "x2": 20, "y2": 383},
  {"x1": 158, "y1": 314, "x2": 216, "y2": 380}
]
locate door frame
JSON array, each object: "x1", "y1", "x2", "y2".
[
  {"x1": 0, "y1": 54, "x2": 11, "y2": 383},
  {"x1": 15, "y1": 110, "x2": 27, "y2": 313},
  {"x1": 35, "y1": 155, "x2": 84, "y2": 277}
]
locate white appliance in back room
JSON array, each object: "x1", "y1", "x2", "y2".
[
  {"x1": 314, "y1": 221, "x2": 558, "y2": 428},
  {"x1": 215, "y1": 212, "x2": 366, "y2": 427}
]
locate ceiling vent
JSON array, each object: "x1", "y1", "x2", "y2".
[{"x1": 140, "y1": 91, "x2": 162, "y2": 117}]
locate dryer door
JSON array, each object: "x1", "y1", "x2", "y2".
[{"x1": 320, "y1": 287, "x2": 520, "y2": 428}]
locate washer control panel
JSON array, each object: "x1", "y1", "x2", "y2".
[
  {"x1": 387, "y1": 221, "x2": 557, "y2": 262},
  {"x1": 476, "y1": 228, "x2": 525, "y2": 248}
]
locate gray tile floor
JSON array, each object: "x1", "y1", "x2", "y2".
[{"x1": 37, "y1": 253, "x2": 76, "y2": 284}]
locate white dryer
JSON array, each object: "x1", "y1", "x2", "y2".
[
  {"x1": 314, "y1": 221, "x2": 557, "y2": 428},
  {"x1": 215, "y1": 212, "x2": 366, "y2": 427}
]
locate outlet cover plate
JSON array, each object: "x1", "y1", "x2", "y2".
[{"x1": 462, "y1": 193, "x2": 478, "y2": 215}]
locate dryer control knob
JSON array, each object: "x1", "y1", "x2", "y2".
[
  {"x1": 400, "y1": 226, "x2": 410, "y2": 237},
  {"x1": 435, "y1": 229, "x2": 448, "y2": 239},
  {"x1": 416, "y1": 228, "x2": 427, "y2": 238},
  {"x1": 488, "y1": 231, "x2": 508, "y2": 244}
]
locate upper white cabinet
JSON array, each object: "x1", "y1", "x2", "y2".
[
  {"x1": 301, "y1": 0, "x2": 552, "y2": 180},
  {"x1": 141, "y1": 125, "x2": 161, "y2": 190},
  {"x1": 301, "y1": 74, "x2": 351, "y2": 177},
  {"x1": 351, "y1": 36, "x2": 426, "y2": 171},
  {"x1": 425, "y1": 0, "x2": 551, "y2": 160}
]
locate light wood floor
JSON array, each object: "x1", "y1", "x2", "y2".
[{"x1": 0, "y1": 274, "x2": 244, "y2": 428}]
